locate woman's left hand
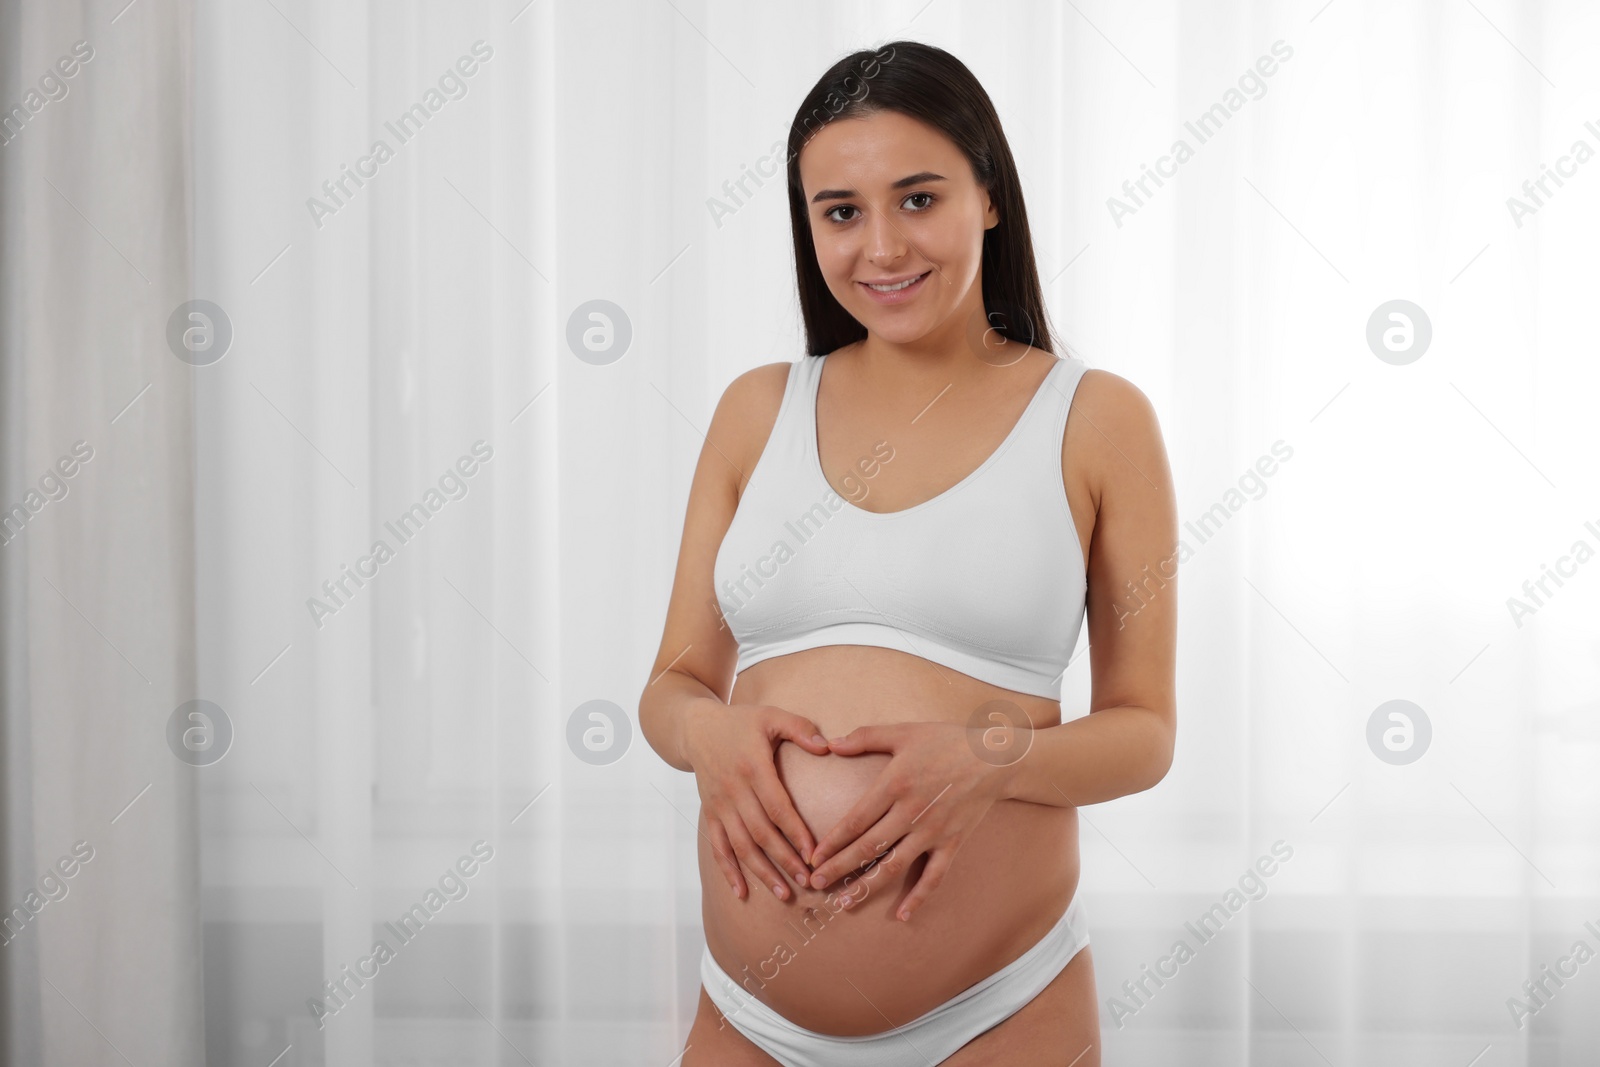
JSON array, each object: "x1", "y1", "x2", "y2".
[{"x1": 804, "y1": 721, "x2": 1012, "y2": 922}]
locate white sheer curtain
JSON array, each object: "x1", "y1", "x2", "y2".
[
  {"x1": 2, "y1": 0, "x2": 205, "y2": 1063},
  {"x1": 3, "y1": 1, "x2": 1597, "y2": 1064}
]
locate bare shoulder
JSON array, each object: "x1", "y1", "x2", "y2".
[
  {"x1": 1071, "y1": 365, "x2": 1159, "y2": 425},
  {"x1": 708, "y1": 360, "x2": 794, "y2": 498},
  {"x1": 1062, "y1": 365, "x2": 1171, "y2": 498},
  {"x1": 719, "y1": 360, "x2": 791, "y2": 410}
]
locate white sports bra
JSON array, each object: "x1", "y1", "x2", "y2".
[{"x1": 712, "y1": 351, "x2": 1092, "y2": 701}]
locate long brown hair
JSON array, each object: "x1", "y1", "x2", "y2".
[{"x1": 785, "y1": 40, "x2": 1058, "y2": 359}]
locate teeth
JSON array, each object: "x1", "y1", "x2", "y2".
[{"x1": 866, "y1": 273, "x2": 925, "y2": 292}]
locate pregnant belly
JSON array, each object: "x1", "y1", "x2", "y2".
[{"x1": 698, "y1": 645, "x2": 1080, "y2": 1036}]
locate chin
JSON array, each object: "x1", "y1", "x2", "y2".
[
  {"x1": 850, "y1": 309, "x2": 939, "y2": 344},
  {"x1": 860, "y1": 323, "x2": 921, "y2": 344}
]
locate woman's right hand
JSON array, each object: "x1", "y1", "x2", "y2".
[{"x1": 684, "y1": 702, "x2": 832, "y2": 902}]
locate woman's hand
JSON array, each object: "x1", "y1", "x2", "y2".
[
  {"x1": 684, "y1": 702, "x2": 833, "y2": 902},
  {"x1": 805, "y1": 722, "x2": 1012, "y2": 922}
]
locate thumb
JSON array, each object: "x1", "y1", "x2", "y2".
[
  {"x1": 780, "y1": 715, "x2": 832, "y2": 755},
  {"x1": 827, "y1": 725, "x2": 880, "y2": 753}
]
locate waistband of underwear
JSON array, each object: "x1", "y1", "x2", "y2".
[{"x1": 700, "y1": 892, "x2": 1090, "y2": 1047}]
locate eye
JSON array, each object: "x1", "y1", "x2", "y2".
[{"x1": 823, "y1": 192, "x2": 935, "y2": 225}]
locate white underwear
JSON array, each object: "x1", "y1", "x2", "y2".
[{"x1": 698, "y1": 894, "x2": 1090, "y2": 1067}]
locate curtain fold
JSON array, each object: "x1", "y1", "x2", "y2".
[{"x1": 1, "y1": 0, "x2": 203, "y2": 1064}]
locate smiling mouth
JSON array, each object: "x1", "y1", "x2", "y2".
[{"x1": 861, "y1": 271, "x2": 930, "y2": 293}]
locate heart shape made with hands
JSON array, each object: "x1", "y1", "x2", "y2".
[{"x1": 797, "y1": 736, "x2": 896, "y2": 880}]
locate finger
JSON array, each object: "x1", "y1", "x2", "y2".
[
  {"x1": 741, "y1": 793, "x2": 813, "y2": 889},
  {"x1": 708, "y1": 819, "x2": 745, "y2": 900},
  {"x1": 826, "y1": 724, "x2": 891, "y2": 754},
  {"x1": 778, "y1": 716, "x2": 832, "y2": 756},
  {"x1": 749, "y1": 770, "x2": 817, "y2": 881},
  {"x1": 894, "y1": 846, "x2": 955, "y2": 921},
  {"x1": 728, "y1": 815, "x2": 793, "y2": 901},
  {"x1": 807, "y1": 781, "x2": 897, "y2": 877},
  {"x1": 837, "y1": 832, "x2": 914, "y2": 910},
  {"x1": 749, "y1": 757, "x2": 816, "y2": 862},
  {"x1": 811, "y1": 806, "x2": 906, "y2": 891}
]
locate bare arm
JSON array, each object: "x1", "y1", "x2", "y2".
[
  {"x1": 637, "y1": 363, "x2": 834, "y2": 899},
  {"x1": 999, "y1": 369, "x2": 1179, "y2": 807},
  {"x1": 638, "y1": 364, "x2": 781, "y2": 768}
]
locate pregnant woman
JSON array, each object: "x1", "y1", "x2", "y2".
[{"x1": 640, "y1": 41, "x2": 1178, "y2": 1067}]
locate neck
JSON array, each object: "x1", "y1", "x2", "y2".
[{"x1": 848, "y1": 282, "x2": 1014, "y2": 387}]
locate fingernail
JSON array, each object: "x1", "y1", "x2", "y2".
[
  {"x1": 812, "y1": 734, "x2": 827, "y2": 746},
  {"x1": 810, "y1": 874, "x2": 825, "y2": 889},
  {"x1": 771, "y1": 883, "x2": 785, "y2": 899},
  {"x1": 829, "y1": 737, "x2": 846, "y2": 744}
]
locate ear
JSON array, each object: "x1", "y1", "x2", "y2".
[{"x1": 982, "y1": 187, "x2": 999, "y2": 231}]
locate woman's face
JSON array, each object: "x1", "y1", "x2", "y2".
[{"x1": 798, "y1": 109, "x2": 997, "y2": 347}]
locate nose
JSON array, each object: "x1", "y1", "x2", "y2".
[{"x1": 864, "y1": 207, "x2": 908, "y2": 267}]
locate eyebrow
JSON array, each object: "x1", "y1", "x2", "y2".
[{"x1": 809, "y1": 171, "x2": 947, "y2": 204}]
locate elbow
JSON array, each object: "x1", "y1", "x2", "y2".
[
  {"x1": 1144, "y1": 749, "x2": 1173, "y2": 792},
  {"x1": 636, "y1": 690, "x2": 674, "y2": 768},
  {"x1": 1141, "y1": 707, "x2": 1176, "y2": 791}
]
